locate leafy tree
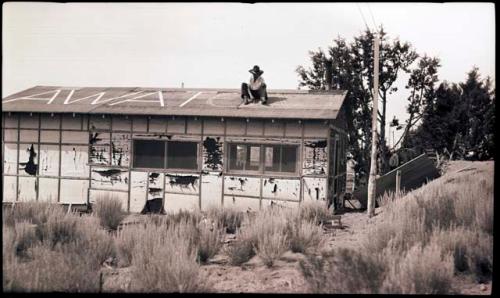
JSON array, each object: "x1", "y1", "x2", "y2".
[
  {"x1": 297, "y1": 28, "x2": 417, "y2": 184},
  {"x1": 407, "y1": 68, "x2": 495, "y2": 160},
  {"x1": 395, "y1": 56, "x2": 441, "y2": 148}
]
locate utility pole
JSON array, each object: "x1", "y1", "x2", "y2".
[{"x1": 367, "y1": 34, "x2": 379, "y2": 218}]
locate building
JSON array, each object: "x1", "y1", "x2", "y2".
[{"x1": 2, "y1": 86, "x2": 348, "y2": 213}]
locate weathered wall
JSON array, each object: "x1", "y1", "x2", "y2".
[{"x1": 2, "y1": 112, "x2": 344, "y2": 213}]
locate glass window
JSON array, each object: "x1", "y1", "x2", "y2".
[
  {"x1": 167, "y1": 141, "x2": 198, "y2": 169},
  {"x1": 229, "y1": 144, "x2": 261, "y2": 171},
  {"x1": 229, "y1": 143, "x2": 297, "y2": 174},
  {"x1": 133, "y1": 140, "x2": 165, "y2": 168},
  {"x1": 281, "y1": 145, "x2": 297, "y2": 172}
]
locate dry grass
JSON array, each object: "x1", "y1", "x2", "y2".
[
  {"x1": 93, "y1": 196, "x2": 127, "y2": 231},
  {"x1": 197, "y1": 221, "x2": 224, "y2": 264},
  {"x1": 300, "y1": 161, "x2": 493, "y2": 294},
  {"x1": 286, "y1": 217, "x2": 324, "y2": 254},
  {"x1": 226, "y1": 227, "x2": 257, "y2": 266},
  {"x1": 130, "y1": 220, "x2": 210, "y2": 293},
  {"x1": 206, "y1": 206, "x2": 244, "y2": 234},
  {"x1": 3, "y1": 202, "x2": 67, "y2": 227},
  {"x1": 249, "y1": 210, "x2": 289, "y2": 267},
  {"x1": 298, "y1": 200, "x2": 332, "y2": 224},
  {"x1": 3, "y1": 207, "x2": 115, "y2": 292}
]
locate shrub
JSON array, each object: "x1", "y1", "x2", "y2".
[
  {"x1": 197, "y1": 221, "x2": 224, "y2": 264},
  {"x1": 226, "y1": 228, "x2": 257, "y2": 266},
  {"x1": 299, "y1": 200, "x2": 332, "y2": 224},
  {"x1": 131, "y1": 221, "x2": 210, "y2": 292},
  {"x1": 3, "y1": 202, "x2": 66, "y2": 227},
  {"x1": 36, "y1": 213, "x2": 81, "y2": 248},
  {"x1": 431, "y1": 227, "x2": 493, "y2": 282},
  {"x1": 115, "y1": 224, "x2": 141, "y2": 267},
  {"x1": 251, "y1": 210, "x2": 289, "y2": 267},
  {"x1": 3, "y1": 216, "x2": 114, "y2": 292},
  {"x1": 286, "y1": 218, "x2": 324, "y2": 254},
  {"x1": 93, "y1": 196, "x2": 127, "y2": 231},
  {"x1": 381, "y1": 242, "x2": 454, "y2": 294},
  {"x1": 206, "y1": 207, "x2": 244, "y2": 234},
  {"x1": 300, "y1": 248, "x2": 387, "y2": 294},
  {"x1": 4, "y1": 245, "x2": 101, "y2": 292},
  {"x1": 164, "y1": 209, "x2": 203, "y2": 228},
  {"x1": 15, "y1": 222, "x2": 39, "y2": 258}
]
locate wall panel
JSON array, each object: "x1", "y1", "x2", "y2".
[
  {"x1": 39, "y1": 145, "x2": 59, "y2": 176},
  {"x1": 61, "y1": 145, "x2": 89, "y2": 177},
  {"x1": 38, "y1": 178, "x2": 58, "y2": 202},
  {"x1": 60, "y1": 179, "x2": 89, "y2": 204}
]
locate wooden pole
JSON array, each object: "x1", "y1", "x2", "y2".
[
  {"x1": 367, "y1": 34, "x2": 380, "y2": 218},
  {"x1": 396, "y1": 170, "x2": 401, "y2": 194}
]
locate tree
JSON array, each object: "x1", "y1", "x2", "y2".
[
  {"x1": 407, "y1": 67, "x2": 495, "y2": 160},
  {"x1": 395, "y1": 55, "x2": 441, "y2": 148},
  {"x1": 297, "y1": 28, "x2": 418, "y2": 185}
]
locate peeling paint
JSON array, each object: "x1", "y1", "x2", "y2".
[
  {"x1": 203, "y1": 137, "x2": 223, "y2": 171},
  {"x1": 19, "y1": 144, "x2": 38, "y2": 176},
  {"x1": 303, "y1": 139, "x2": 328, "y2": 175},
  {"x1": 92, "y1": 168, "x2": 128, "y2": 187},
  {"x1": 166, "y1": 174, "x2": 198, "y2": 189},
  {"x1": 141, "y1": 198, "x2": 165, "y2": 214}
]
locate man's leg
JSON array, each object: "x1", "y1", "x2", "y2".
[
  {"x1": 250, "y1": 89, "x2": 260, "y2": 103},
  {"x1": 241, "y1": 83, "x2": 251, "y2": 104},
  {"x1": 259, "y1": 84, "x2": 268, "y2": 104}
]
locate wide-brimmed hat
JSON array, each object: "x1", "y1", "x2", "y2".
[{"x1": 249, "y1": 65, "x2": 264, "y2": 75}]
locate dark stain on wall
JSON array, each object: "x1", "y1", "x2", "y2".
[
  {"x1": 90, "y1": 146, "x2": 109, "y2": 164},
  {"x1": 141, "y1": 198, "x2": 165, "y2": 214},
  {"x1": 272, "y1": 184, "x2": 278, "y2": 194},
  {"x1": 203, "y1": 137, "x2": 222, "y2": 170},
  {"x1": 89, "y1": 132, "x2": 102, "y2": 145},
  {"x1": 305, "y1": 140, "x2": 327, "y2": 148},
  {"x1": 19, "y1": 144, "x2": 38, "y2": 176},
  {"x1": 148, "y1": 187, "x2": 162, "y2": 195},
  {"x1": 134, "y1": 133, "x2": 172, "y2": 139},
  {"x1": 111, "y1": 141, "x2": 123, "y2": 166},
  {"x1": 166, "y1": 174, "x2": 198, "y2": 189},
  {"x1": 92, "y1": 169, "x2": 128, "y2": 185},
  {"x1": 149, "y1": 172, "x2": 160, "y2": 184}
]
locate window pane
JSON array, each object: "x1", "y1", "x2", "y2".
[
  {"x1": 133, "y1": 140, "x2": 165, "y2": 168},
  {"x1": 281, "y1": 145, "x2": 297, "y2": 172},
  {"x1": 167, "y1": 141, "x2": 198, "y2": 169},
  {"x1": 264, "y1": 145, "x2": 280, "y2": 172},
  {"x1": 247, "y1": 145, "x2": 260, "y2": 171},
  {"x1": 229, "y1": 144, "x2": 245, "y2": 170}
]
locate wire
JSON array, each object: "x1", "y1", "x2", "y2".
[
  {"x1": 367, "y1": 3, "x2": 378, "y2": 31},
  {"x1": 356, "y1": 3, "x2": 371, "y2": 32}
]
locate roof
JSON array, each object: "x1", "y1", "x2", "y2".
[{"x1": 2, "y1": 86, "x2": 347, "y2": 120}]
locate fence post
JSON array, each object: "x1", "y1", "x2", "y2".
[
  {"x1": 396, "y1": 170, "x2": 401, "y2": 194},
  {"x1": 99, "y1": 271, "x2": 103, "y2": 293}
]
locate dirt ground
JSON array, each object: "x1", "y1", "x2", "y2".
[{"x1": 103, "y1": 160, "x2": 493, "y2": 294}]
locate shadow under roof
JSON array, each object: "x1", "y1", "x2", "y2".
[{"x1": 2, "y1": 86, "x2": 347, "y2": 120}]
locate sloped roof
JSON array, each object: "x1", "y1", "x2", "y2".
[{"x1": 2, "y1": 86, "x2": 347, "y2": 120}]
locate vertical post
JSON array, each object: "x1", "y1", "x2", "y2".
[
  {"x1": 367, "y1": 34, "x2": 379, "y2": 218},
  {"x1": 395, "y1": 170, "x2": 401, "y2": 195}
]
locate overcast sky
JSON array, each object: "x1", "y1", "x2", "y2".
[{"x1": 2, "y1": 2, "x2": 495, "y2": 146}]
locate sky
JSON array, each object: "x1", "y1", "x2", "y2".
[{"x1": 2, "y1": 2, "x2": 495, "y2": 146}]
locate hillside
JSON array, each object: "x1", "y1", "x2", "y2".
[{"x1": 103, "y1": 160, "x2": 493, "y2": 294}]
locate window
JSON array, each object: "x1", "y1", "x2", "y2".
[
  {"x1": 133, "y1": 140, "x2": 165, "y2": 168},
  {"x1": 228, "y1": 143, "x2": 298, "y2": 174},
  {"x1": 167, "y1": 141, "x2": 198, "y2": 169},
  {"x1": 133, "y1": 140, "x2": 198, "y2": 170}
]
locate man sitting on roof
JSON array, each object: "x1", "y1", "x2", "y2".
[{"x1": 241, "y1": 65, "x2": 268, "y2": 105}]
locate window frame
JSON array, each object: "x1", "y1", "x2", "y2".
[
  {"x1": 227, "y1": 142, "x2": 299, "y2": 176},
  {"x1": 131, "y1": 139, "x2": 200, "y2": 172}
]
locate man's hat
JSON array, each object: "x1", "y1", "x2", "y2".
[{"x1": 249, "y1": 65, "x2": 264, "y2": 75}]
